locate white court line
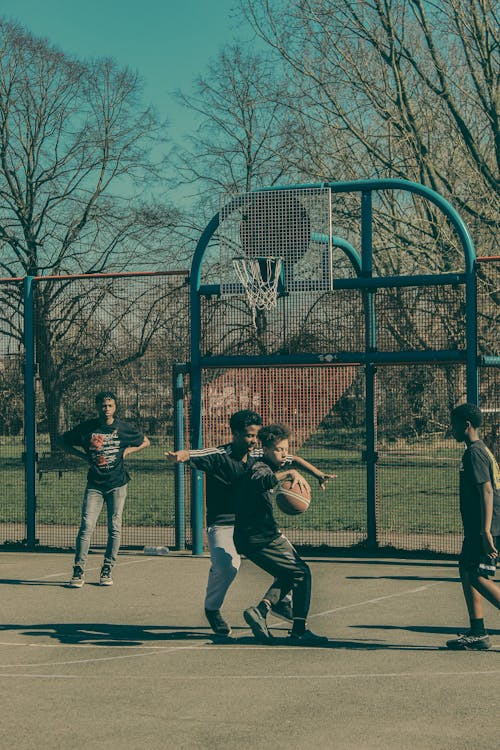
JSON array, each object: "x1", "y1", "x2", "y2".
[
  {"x1": 0, "y1": 640, "x2": 182, "y2": 649},
  {"x1": 2, "y1": 668, "x2": 500, "y2": 680},
  {"x1": 308, "y1": 581, "x2": 445, "y2": 619},
  {"x1": 0, "y1": 579, "x2": 451, "y2": 659},
  {"x1": 11, "y1": 638, "x2": 498, "y2": 670},
  {"x1": 28, "y1": 555, "x2": 157, "y2": 581},
  {"x1": 0, "y1": 646, "x2": 186, "y2": 668}
]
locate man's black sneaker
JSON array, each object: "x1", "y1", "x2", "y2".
[
  {"x1": 205, "y1": 608, "x2": 232, "y2": 636},
  {"x1": 243, "y1": 606, "x2": 273, "y2": 643},
  {"x1": 289, "y1": 629, "x2": 329, "y2": 646},
  {"x1": 446, "y1": 631, "x2": 491, "y2": 650},
  {"x1": 69, "y1": 565, "x2": 85, "y2": 588},
  {"x1": 99, "y1": 565, "x2": 113, "y2": 586},
  {"x1": 270, "y1": 600, "x2": 293, "y2": 622}
]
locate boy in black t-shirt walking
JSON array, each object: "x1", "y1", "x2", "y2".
[
  {"x1": 61, "y1": 391, "x2": 149, "y2": 587},
  {"x1": 447, "y1": 403, "x2": 500, "y2": 650}
]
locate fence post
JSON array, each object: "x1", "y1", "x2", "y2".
[
  {"x1": 172, "y1": 364, "x2": 187, "y2": 551},
  {"x1": 466, "y1": 261, "x2": 479, "y2": 404},
  {"x1": 189, "y1": 215, "x2": 219, "y2": 556},
  {"x1": 361, "y1": 191, "x2": 378, "y2": 547},
  {"x1": 23, "y1": 276, "x2": 37, "y2": 549}
]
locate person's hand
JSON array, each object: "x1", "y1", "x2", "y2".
[
  {"x1": 316, "y1": 472, "x2": 337, "y2": 490},
  {"x1": 286, "y1": 469, "x2": 311, "y2": 495},
  {"x1": 481, "y1": 530, "x2": 498, "y2": 559},
  {"x1": 165, "y1": 450, "x2": 190, "y2": 463}
]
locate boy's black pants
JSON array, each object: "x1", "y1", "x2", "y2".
[{"x1": 246, "y1": 534, "x2": 311, "y2": 619}]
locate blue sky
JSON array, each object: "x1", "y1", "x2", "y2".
[{"x1": 0, "y1": 0, "x2": 248, "y2": 140}]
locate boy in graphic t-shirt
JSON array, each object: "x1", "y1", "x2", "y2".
[
  {"x1": 61, "y1": 391, "x2": 149, "y2": 587},
  {"x1": 447, "y1": 403, "x2": 500, "y2": 650}
]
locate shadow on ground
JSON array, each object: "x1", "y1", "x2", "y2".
[{"x1": 0, "y1": 622, "x2": 454, "y2": 650}]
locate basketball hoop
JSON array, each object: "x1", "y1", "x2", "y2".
[{"x1": 233, "y1": 256, "x2": 283, "y2": 328}]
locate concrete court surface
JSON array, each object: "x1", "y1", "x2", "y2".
[{"x1": 0, "y1": 550, "x2": 498, "y2": 750}]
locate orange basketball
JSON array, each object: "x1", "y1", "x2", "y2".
[{"x1": 275, "y1": 479, "x2": 311, "y2": 515}]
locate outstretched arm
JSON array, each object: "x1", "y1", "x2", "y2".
[
  {"x1": 289, "y1": 455, "x2": 337, "y2": 490},
  {"x1": 124, "y1": 436, "x2": 150, "y2": 458},
  {"x1": 165, "y1": 449, "x2": 191, "y2": 463}
]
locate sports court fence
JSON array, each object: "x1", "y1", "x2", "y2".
[
  {"x1": 185, "y1": 180, "x2": 500, "y2": 556},
  {"x1": 0, "y1": 182, "x2": 498, "y2": 556},
  {"x1": 177, "y1": 356, "x2": 498, "y2": 555},
  {"x1": 0, "y1": 271, "x2": 191, "y2": 550}
]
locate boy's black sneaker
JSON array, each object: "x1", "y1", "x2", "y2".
[
  {"x1": 99, "y1": 565, "x2": 113, "y2": 586},
  {"x1": 243, "y1": 606, "x2": 273, "y2": 643},
  {"x1": 270, "y1": 600, "x2": 293, "y2": 622},
  {"x1": 69, "y1": 565, "x2": 85, "y2": 588},
  {"x1": 205, "y1": 608, "x2": 232, "y2": 636},
  {"x1": 289, "y1": 629, "x2": 329, "y2": 646},
  {"x1": 446, "y1": 631, "x2": 491, "y2": 650}
]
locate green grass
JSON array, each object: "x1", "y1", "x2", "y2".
[
  {"x1": 0, "y1": 440, "x2": 177, "y2": 527},
  {"x1": 0, "y1": 438, "x2": 463, "y2": 534}
]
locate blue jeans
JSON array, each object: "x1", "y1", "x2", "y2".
[{"x1": 75, "y1": 484, "x2": 127, "y2": 569}]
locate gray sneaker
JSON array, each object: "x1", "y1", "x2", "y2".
[
  {"x1": 446, "y1": 631, "x2": 491, "y2": 650},
  {"x1": 99, "y1": 565, "x2": 113, "y2": 586},
  {"x1": 69, "y1": 565, "x2": 85, "y2": 588},
  {"x1": 205, "y1": 609, "x2": 232, "y2": 636},
  {"x1": 243, "y1": 607, "x2": 273, "y2": 643}
]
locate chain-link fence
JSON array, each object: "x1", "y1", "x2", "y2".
[
  {"x1": 180, "y1": 363, "x2": 465, "y2": 554},
  {"x1": 0, "y1": 271, "x2": 190, "y2": 550},
  {"x1": 1, "y1": 254, "x2": 498, "y2": 555},
  {"x1": 0, "y1": 278, "x2": 25, "y2": 547},
  {"x1": 186, "y1": 182, "x2": 499, "y2": 556},
  {"x1": 477, "y1": 255, "x2": 500, "y2": 494}
]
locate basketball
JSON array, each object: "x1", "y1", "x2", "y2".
[{"x1": 275, "y1": 478, "x2": 311, "y2": 515}]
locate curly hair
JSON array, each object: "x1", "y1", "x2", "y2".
[
  {"x1": 95, "y1": 390, "x2": 118, "y2": 407},
  {"x1": 258, "y1": 423, "x2": 291, "y2": 447}
]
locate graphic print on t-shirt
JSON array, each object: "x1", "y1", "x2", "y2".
[{"x1": 89, "y1": 430, "x2": 120, "y2": 470}]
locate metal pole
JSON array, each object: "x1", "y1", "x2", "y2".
[
  {"x1": 172, "y1": 364, "x2": 187, "y2": 551},
  {"x1": 189, "y1": 214, "x2": 219, "y2": 555},
  {"x1": 23, "y1": 276, "x2": 37, "y2": 549},
  {"x1": 361, "y1": 192, "x2": 378, "y2": 547},
  {"x1": 466, "y1": 260, "x2": 479, "y2": 404}
]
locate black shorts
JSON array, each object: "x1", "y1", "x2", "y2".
[{"x1": 459, "y1": 535, "x2": 499, "y2": 576}]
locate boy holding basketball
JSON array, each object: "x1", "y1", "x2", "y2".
[
  {"x1": 166, "y1": 411, "x2": 333, "y2": 637},
  {"x1": 235, "y1": 423, "x2": 329, "y2": 645},
  {"x1": 447, "y1": 403, "x2": 500, "y2": 650}
]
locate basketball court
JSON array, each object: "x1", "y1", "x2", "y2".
[
  {"x1": 1, "y1": 182, "x2": 498, "y2": 750},
  {"x1": 1, "y1": 550, "x2": 498, "y2": 750}
]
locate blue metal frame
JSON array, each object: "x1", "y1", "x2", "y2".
[
  {"x1": 172, "y1": 363, "x2": 188, "y2": 551},
  {"x1": 23, "y1": 276, "x2": 37, "y2": 550},
  {"x1": 188, "y1": 179, "x2": 477, "y2": 554}
]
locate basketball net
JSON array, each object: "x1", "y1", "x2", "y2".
[{"x1": 233, "y1": 256, "x2": 283, "y2": 329}]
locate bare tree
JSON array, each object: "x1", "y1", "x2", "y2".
[
  {"x1": 242, "y1": 0, "x2": 499, "y2": 255},
  {"x1": 235, "y1": 0, "x2": 498, "y2": 378},
  {"x1": 0, "y1": 20, "x2": 185, "y2": 443},
  {"x1": 172, "y1": 44, "x2": 294, "y2": 208}
]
